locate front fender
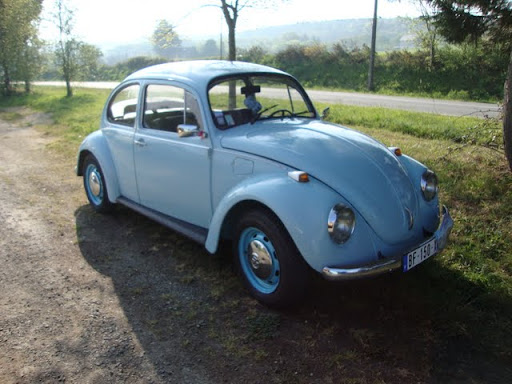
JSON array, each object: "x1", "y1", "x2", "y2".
[
  {"x1": 397, "y1": 154, "x2": 441, "y2": 233},
  {"x1": 205, "y1": 173, "x2": 376, "y2": 272},
  {"x1": 77, "y1": 130, "x2": 120, "y2": 203}
]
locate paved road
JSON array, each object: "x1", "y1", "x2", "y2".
[
  {"x1": 307, "y1": 89, "x2": 500, "y2": 119},
  {"x1": 34, "y1": 81, "x2": 500, "y2": 119}
]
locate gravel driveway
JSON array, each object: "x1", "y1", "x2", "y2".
[{"x1": 0, "y1": 109, "x2": 216, "y2": 383}]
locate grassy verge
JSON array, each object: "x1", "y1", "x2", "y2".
[
  {"x1": 0, "y1": 86, "x2": 111, "y2": 156},
  {"x1": 323, "y1": 102, "x2": 512, "y2": 362},
  {"x1": 1, "y1": 86, "x2": 511, "y2": 372}
]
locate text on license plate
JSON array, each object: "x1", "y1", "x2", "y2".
[{"x1": 403, "y1": 238, "x2": 437, "y2": 272}]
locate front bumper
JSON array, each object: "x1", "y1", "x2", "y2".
[{"x1": 321, "y1": 205, "x2": 454, "y2": 281}]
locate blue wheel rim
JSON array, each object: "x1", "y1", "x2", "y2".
[
  {"x1": 85, "y1": 163, "x2": 104, "y2": 206},
  {"x1": 238, "y1": 227, "x2": 280, "y2": 294}
]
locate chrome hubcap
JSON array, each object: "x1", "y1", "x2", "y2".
[
  {"x1": 88, "y1": 171, "x2": 101, "y2": 197},
  {"x1": 248, "y1": 239, "x2": 273, "y2": 279}
]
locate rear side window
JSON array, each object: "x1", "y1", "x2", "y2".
[
  {"x1": 143, "y1": 84, "x2": 203, "y2": 133},
  {"x1": 107, "y1": 84, "x2": 140, "y2": 127}
]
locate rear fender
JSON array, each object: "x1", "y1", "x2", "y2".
[{"x1": 77, "y1": 130, "x2": 120, "y2": 203}]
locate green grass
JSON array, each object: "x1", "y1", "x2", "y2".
[
  {"x1": 1, "y1": 86, "x2": 511, "y2": 365},
  {"x1": 329, "y1": 110, "x2": 512, "y2": 360},
  {"x1": 0, "y1": 86, "x2": 110, "y2": 156},
  {"x1": 319, "y1": 102, "x2": 500, "y2": 144}
]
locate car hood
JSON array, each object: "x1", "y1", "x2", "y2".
[{"x1": 220, "y1": 119, "x2": 419, "y2": 245}]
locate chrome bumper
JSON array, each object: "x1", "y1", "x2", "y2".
[{"x1": 322, "y1": 205, "x2": 454, "y2": 281}]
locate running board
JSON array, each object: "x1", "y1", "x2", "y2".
[{"x1": 117, "y1": 197, "x2": 208, "y2": 245}]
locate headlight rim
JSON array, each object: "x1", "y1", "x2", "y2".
[
  {"x1": 327, "y1": 203, "x2": 356, "y2": 244},
  {"x1": 421, "y1": 169, "x2": 439, "y2": 201}
]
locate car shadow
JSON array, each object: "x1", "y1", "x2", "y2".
[{"x1": 75, "y1": 204, "x2": 512, "y2": 383}]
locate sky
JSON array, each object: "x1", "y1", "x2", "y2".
[{"x1": 40, "y1": 0, "x2": 422, "y2": 46}]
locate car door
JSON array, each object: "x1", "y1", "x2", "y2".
[
  {"x1": 103, "y1": 83, "x2": 141, "y2": 202},
  {"x1": 133, "y1": 82, "x2": 212, "y2": 228}
]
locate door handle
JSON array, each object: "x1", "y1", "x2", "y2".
[{"x1": 134, "y1": 138, "x2": 147, "y2": 147}]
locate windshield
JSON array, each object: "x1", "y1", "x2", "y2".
[{"x1": 208, "y1": 74, "x2": 316, "y2": 129}]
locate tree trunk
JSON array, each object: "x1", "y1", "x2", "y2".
[
  {"x1": 227, "y1": 23, "x2": 236, "y2": 107},
  {"x1": 220, "y1": 1, "x2": 237, "y2": 108},
  {"x1": 504, "y1": 49, "x2": 512, "y2": 171},
  {"x1": 2, "y1": 64, "x2": 12, "y2": 96},
  {"x1": 220, "y1": 0, "x2": 237, "y2": 61},
  {"x1": 429, "y1": 34, "x2": 436, "y2": 70},
  {"x1": 65, "y1": 74, "x2": 73, "y2": 97},
  {"x1": 228, "y1": 23, "x2": 236, "y2": 62},
  {"x1": 367, "y1": 0, "x2": 378, "y2": 91},
  {"x1": 66, "y1": 80, "x2": 73, "y2": 97}
]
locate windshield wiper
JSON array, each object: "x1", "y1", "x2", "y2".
[
  {"x1": 291, "y1": 110, "x2": 313, "y2": 117},
  {"x1": 251, "y1": 104, "x2": 278, "y2": 124}
]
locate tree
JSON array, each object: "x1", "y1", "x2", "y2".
[
  {"x1": 219, "y1": 0, "x2": 241, "y2": 62},
  {"x1": 426, "y1": 0, "x2": 511, "y2": 50},
  {"x1": 200, "y1": 39, "x2": 219, "y2": 58},
  {"x1": 425, "y1": 0, "x2": 512, "y2": 170},
  {"x1": 53, "y1": 0, "x2": 79, "y2": 97},
  {"x1": 218, "y1": 1, "x2": 289, "y2": 62},
  {"x1": 17, "y1": 35, "x2": 43, "y2": 93},
  {"x1": 412, "y1": 0, "x2": 441, "y2": 70},
  {"x1": 76, "y1": 44, "x2": 103, "y2": 81},
  {"x1": 217, "y1": 1, "x2": 287, "y2": 108},
  {"x1": 240, "y1": 46, "x2": 267, "y2": 63},
  {"x1": 0, "y1": 0, "x2": 42, "y2": 95},
  {"x1": 151, "y1": 20, "x2": 181, "y2": 58}
]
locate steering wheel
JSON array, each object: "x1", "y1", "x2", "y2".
[{"x1": 268, "y1": 109, "x2": 293, "y2": 118}]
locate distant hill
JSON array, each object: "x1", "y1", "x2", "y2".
[
  {"x1": 236, "y1": 17, "x2": 416, "y2": 52},
  {"x1": 101, "y1": 41, "x2": 154, "y2": 65},
  {"x1": 99, "y1": 17, "x2": 418, "y2": 64}
]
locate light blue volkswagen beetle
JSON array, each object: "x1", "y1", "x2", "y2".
[{"x1": 76, "y1": 60, "x2": 453, "y2": 307}]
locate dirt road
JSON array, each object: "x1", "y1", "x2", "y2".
[
  {"x1": 0, "y1": 109, "x2": 216, "y2": 383},
  {"x1": 1, "y1": 108, "x2": 511, "y2": 383}
]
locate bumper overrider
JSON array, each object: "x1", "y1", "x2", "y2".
[{"x1": 322, "y1": 205, "x2": 454, "y2": 280}]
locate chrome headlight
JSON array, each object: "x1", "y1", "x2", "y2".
[
  {"x1": 421, "y1": 170, "x2": 438, "y2": 201},
  {"x1": 328, "y1": 204, "x2": 356, "y2": 244}
]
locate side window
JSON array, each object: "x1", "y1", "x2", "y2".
[
  {"x1": 107, "y1": 84, "x2": 140, "y2": 127},
  {"x1": 143, "y1": 84, "x2": 203, "y2": 133}
]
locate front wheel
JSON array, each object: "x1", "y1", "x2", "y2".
[
  {"x1": 82, "y1": 154, "x2": 112, "y2": 213},
  {"x1": 233, "y1": 209, "x2": 310, "y2": 307}
]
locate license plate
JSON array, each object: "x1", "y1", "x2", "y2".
[{"x1": 403, "y1": 237, "x2": 437, "y2": 272}]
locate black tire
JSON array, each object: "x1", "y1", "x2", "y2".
[
  {"x1": 82, "y1": 154, "x2": 113, "y2": 213},
  {"x1": 233, "y1": 209, "x2": 310, "y2": 307}
]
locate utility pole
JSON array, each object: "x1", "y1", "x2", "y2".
[
  {"x1": 219, "y1": 14, "x2": 223, "y2": 60},
  {"x1": 367, "y1": 0, "x2": 378, "y2": 91}
]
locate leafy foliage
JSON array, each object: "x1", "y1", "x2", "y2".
[
  {"x1": 238, "y1": 42, "x2": 509, "y2": 101},
  {"x1": 151, "y1": 20, "x2": 181, "y2": 58},
  {"x1": 426, "y1": 0, "x2": 512, "y2": 51},
  {"x1": 0, "y1": 0, "x2": 42, "y2": 95},
  {"x1": 97, "y1": 56, "x2": 168, "y2": 82}
]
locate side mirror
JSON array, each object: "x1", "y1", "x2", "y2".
[
  {"x1": 177, "y1": 124, "x2": 207, "y2": 138},
  {"x1": 321, "y1": 107, "x2": 330, "y2": 120}
]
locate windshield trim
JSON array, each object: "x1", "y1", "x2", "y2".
[{"x1": 207, "y1": 72, "x2": 317, "y2": 130}]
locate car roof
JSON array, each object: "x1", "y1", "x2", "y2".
[{"x1": 124, "y1": 60, "x2": 288, "y2": 88}]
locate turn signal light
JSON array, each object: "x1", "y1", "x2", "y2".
[{"x1": 288, "y1": 171, "x2": 309, "y2": 183}]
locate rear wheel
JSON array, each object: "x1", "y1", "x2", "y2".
[
  {"x1": 233, "y1": 209, "x2": 310, "y2": 307},
  {"x1": 83, "y1": 154, "x2": 112, "y2": 213}
]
